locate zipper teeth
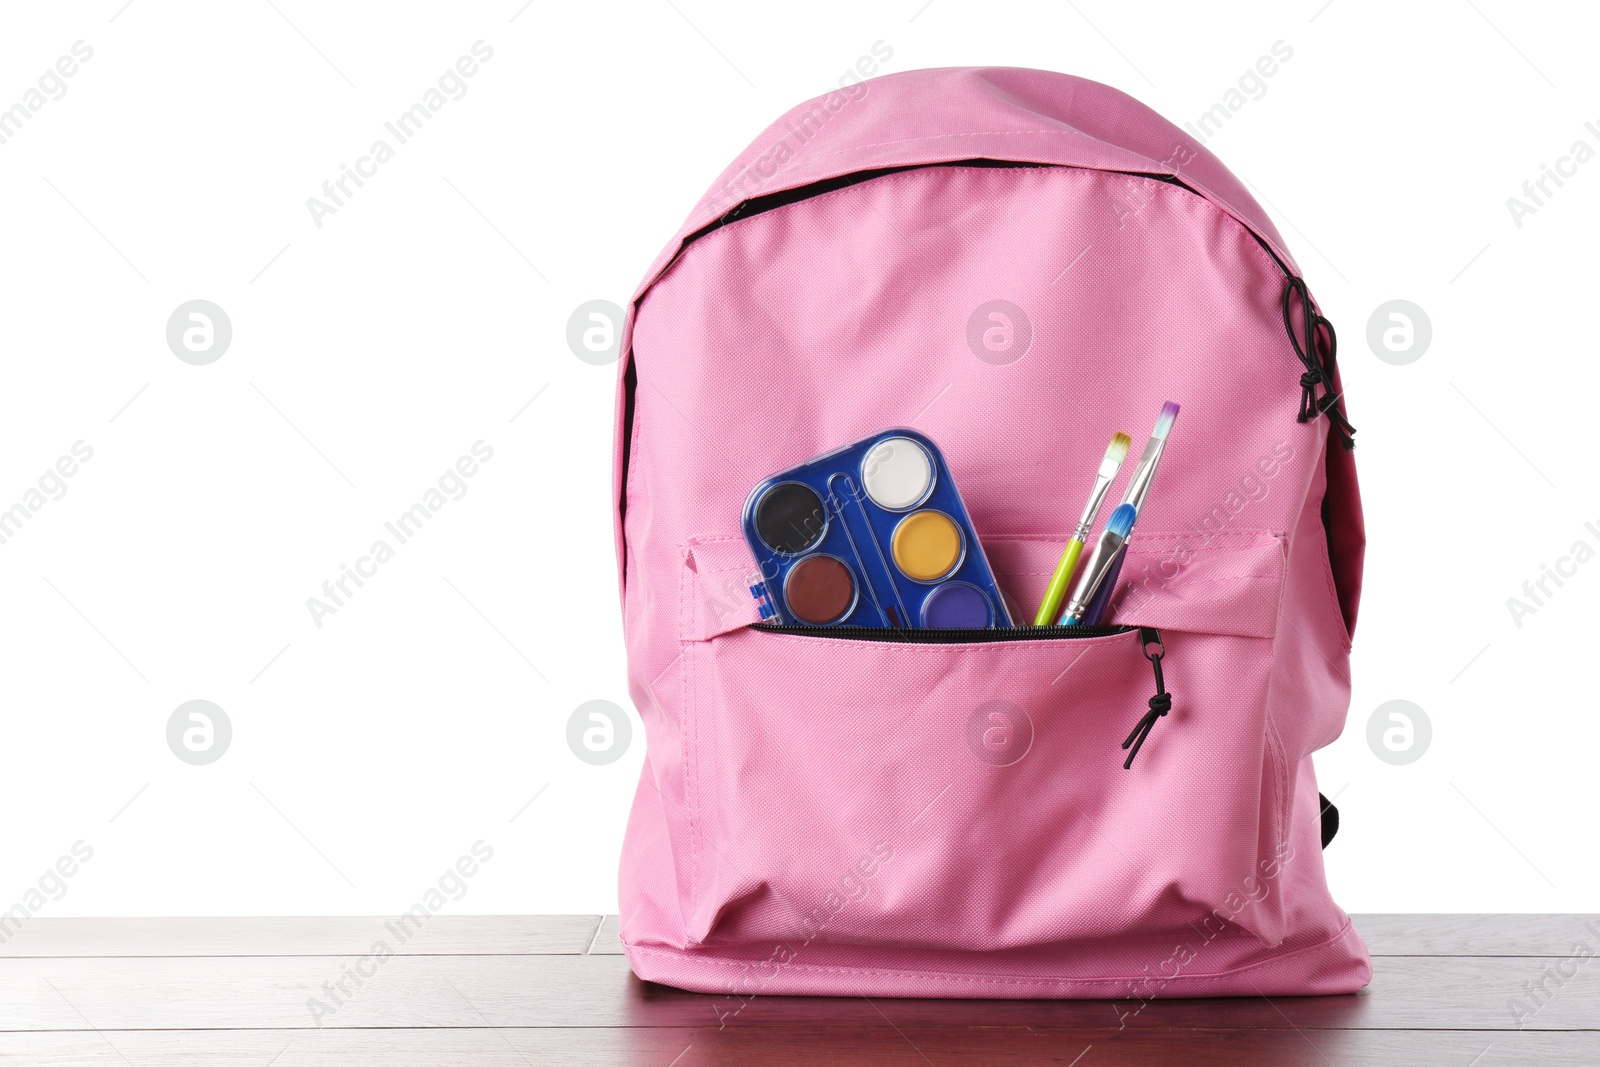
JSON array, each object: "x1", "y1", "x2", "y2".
[
  {"x1": 621, "y1": 161, "x2": 1300, "y2": 607},
  {"x1": 752, "y1": 623, "x2": 1136, "y2": 644},
  {"x1": 678, "y1": 159, "x2": 1292, "y2": 280}
]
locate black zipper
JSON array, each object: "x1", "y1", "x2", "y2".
[
  {"x1": 680, "y1": 159, "x2": 1293, "y2": 278},
  {"x1": 677, "y1": 159, "x2": 1350, "y2": 447},
  {"x1": 753, "y1": 622, "x2": 1134, "y2": 642},
  {"x1": 620, "y1": 159, "x2": 1341, "y2": 528},
  {"x1": 617, "y1": 157, "x2": 1348, "y2": 619},
  {"x1": 682, "y1": 159, "x2": 1054, "y2": 245}
]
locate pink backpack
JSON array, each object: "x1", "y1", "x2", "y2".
[{"x1": 612, "y1": 66, "x2": 1369, "y2": 1001}]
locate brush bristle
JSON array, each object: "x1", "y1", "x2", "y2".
[
  {"x1": 1106, "y1": 502, "x2": 1138, "y2": 538},
  {"x1": 1096, "y1": 431, "x2": 1133, "y2": 478},
  {"x1": 1152, "y1": 401, "x2": 1180, "y2": 439}
]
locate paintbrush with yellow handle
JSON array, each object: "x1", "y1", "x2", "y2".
[{"x1": 1033, "y1": 431, "x2": 1131, "y2": 625}]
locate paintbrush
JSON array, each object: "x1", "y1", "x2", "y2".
[
  {"x1": 1081, "y1": 401, "x2": 1180, "y2": 626},
  {"x1": 1058, "y1": 502, "x2": 1138, "y2": 626},
  {"x1": 1033, "y1": 431, "x2": 1132, "y2": 625}
]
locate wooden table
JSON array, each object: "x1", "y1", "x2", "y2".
[{"x1": 2, "y1": 915, "x2": 1595, "y2": 1064}]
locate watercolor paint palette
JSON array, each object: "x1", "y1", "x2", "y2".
[{"x1": 742, "y1": 428, "x2": 1013, "y2": 629}]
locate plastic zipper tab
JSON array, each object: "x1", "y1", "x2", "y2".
[{"x1": 751, "y1": 623, "x2": 1135, "y2": 643}]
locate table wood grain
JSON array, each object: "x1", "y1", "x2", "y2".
[{"x1": 0, "y1": 915, "x2": 1593, "y2": 1065}]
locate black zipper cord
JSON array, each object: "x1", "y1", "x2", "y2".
[
  {"x1": 1282, "y1": 276, "x2": 1356, "y2": 451},
  {"x1": 1122, "y1": 627, "x2": 1170, "y2": 769}
]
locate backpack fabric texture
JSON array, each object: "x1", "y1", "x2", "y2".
[{"x1": 611, "y1": 66, "x2": 1369, "y2": 999}]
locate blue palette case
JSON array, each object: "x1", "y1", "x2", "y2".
[{"x1": 742, "y1": 428, "x2": 1013, "y2": 629}]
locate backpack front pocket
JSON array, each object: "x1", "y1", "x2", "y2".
[{"x1": 674, "y1": 532, "x2": 1292, "y2": 957}]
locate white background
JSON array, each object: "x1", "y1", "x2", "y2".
[{"x1": 1, "y1": 0, "x2": 1594, "y2": 919}]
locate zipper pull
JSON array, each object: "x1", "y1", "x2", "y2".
[
  {"x1": 1282, "y1": 276, "x2": 1356, "y2": 451},
  {"x1": 1122, "y1": 627, "x2": 1170, "y2": 769}
]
